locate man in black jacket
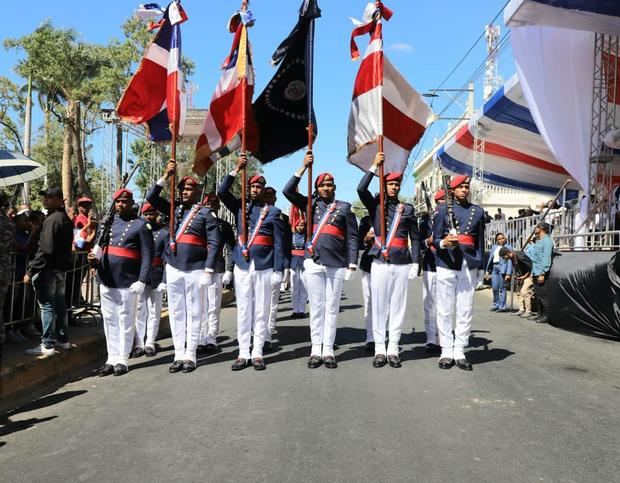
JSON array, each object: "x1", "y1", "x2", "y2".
[{"x1": 25, "y1": 188, "x2": 74, "y2": 356}]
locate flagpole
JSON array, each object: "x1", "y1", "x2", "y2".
[
  {"x1": 170, "y1": 122, "x2": 177, "y2": 253},
  {"x1": 240, "y1": 0, "x2": 249, "y2": 251},
  {"x1": 306, "y1": 10, "x2": 316, "y2": 240},
  {"x1": 377, "y1": 1, "x2": 386, "y2": 252},
  {"x1": 378, "y1": 135, "x2": 386, "y2": 247}
]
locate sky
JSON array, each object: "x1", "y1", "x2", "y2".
[{"x1": 1, "y1": 0, "x2": 515, "y2": 204}]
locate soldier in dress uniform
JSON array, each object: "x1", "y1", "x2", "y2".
[
  {"x1": 89, "y1": 188, "x2": 154, "y2": 377},
  {"x1": 432, "y1": 175, "x2": 485, "y2": 371},
  {"x1": 217, "y1": 154, "x2": 286, "y2": 371},
  {"x1": 146, "y1": 162, "x2": 222, "y2": 374},
  {"x1": 132, "y1": 202, "x2": 168, "y2": 358},
  {"x1": 358, "y1": 215, "x2": 375, "y2": 351},
  {"x1": 197, "y1": 193, "x2": 236, "y2": 354},
  {"x1": 419, "y1": 189, "x2": 445, "y2": 354},
  {"x1": 262, "y1": 187, "x2": 292, "y2": 349},
  {"x1": 283, "y1": 151, "x2": 359, "y2": 369},
  {"x1": 289, "y1": 213, "x2": 308, "y2": 318},
  {"x1": 357, "y1": 153, "x2": 421, "y2": 368}
]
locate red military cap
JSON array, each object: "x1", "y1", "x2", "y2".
[
  {"x1": 384, "y1": 172, "x2": 403, "y2": 182},
  {"x1": 315, "y1": 172, "x2": 334, "y2": 188},
  {"x1": 113, "y1": 188, "x2": 133, "y2": 201},
  {"x1": 450, "y1": 175, "x2": 470, "y2": 189},
  {"x1": 177, "y1": 176, "x2": 200, "y2": 189},
  {"x1": 434, "y1": 189, "x2": 446, "y2": 201},
  {"x1": 249, "y1": 174, "x2": 266, "y2": 186},
  {"x1": 141, "y1": 202, "x2": 157, "y2": 214},
  {"x1": 77, "y1": 196, "x2": 93, "y2": 205}
]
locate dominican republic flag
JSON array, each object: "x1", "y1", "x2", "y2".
[
  {"x1": 252, "y1": 0, "x2": 321, "y2": 164},
  {"x1": 117, "y1": 1, "x2": 188, "y2": 142},
  {"x1": 193, "y1": 10, "x2": 259, "y2": 176},
  {"x1": 347, "y1": 2, "x2": 434, "y2": 174}
]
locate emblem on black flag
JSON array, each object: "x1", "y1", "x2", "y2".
[{"x1": 253, "y1": 0, "x2": 321, "y2": 164}]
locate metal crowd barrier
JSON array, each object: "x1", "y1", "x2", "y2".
[{"x1": 3, "y1": 251, "x2": 102, "y2": 329}]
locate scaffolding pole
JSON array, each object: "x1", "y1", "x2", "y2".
[{"x1": 589, "y1": 33, "x2": 618, "y2": 245}]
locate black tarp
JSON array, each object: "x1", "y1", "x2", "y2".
[{"x1": 547, "y1": 251, "x2": 620, "y2": 339}]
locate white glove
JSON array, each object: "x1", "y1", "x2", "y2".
[
  {"x1": 344, "y1": 269, "x2": 357, "y2": 282},
  {"x1": 91, "y1": 244, "x2": 103, "y2": 261},
  {"x1": 156, "y1": 282, "x2": 167, "y2": 293},
  {"x1": 408, "y1": 263, "x2": 420, "y2": 280},
  {"x1": 282, "y1": 268, "x2": 291, "y2": 284},
  {"x1": 222, "y1": 270, "x2": 233, "y2": 286},
  {"x1": 271, "y1": 271, "x2": 283, "y2": 288},
  {"x1": 199, "y1": 271, "x2": 213, "y2": 287},
  {"x1": 129, "y1": 281, "x2": 146, "y2": 295}
]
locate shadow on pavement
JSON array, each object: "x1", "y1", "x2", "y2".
[{"x1": 1, "y1": 390, "x2": 88, "y2": 442}]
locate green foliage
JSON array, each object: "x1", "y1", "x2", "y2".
[{"x1": 0, "y1": 76, "x2": 25, "y2": 150}]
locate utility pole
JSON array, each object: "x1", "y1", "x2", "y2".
[{"x1": 23, "y1": 75, "x2": 33, "y2": 203}]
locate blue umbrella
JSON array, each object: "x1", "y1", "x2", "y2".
[{"x1": 0, "y1": 150, "x2": 47, "y2": 188}]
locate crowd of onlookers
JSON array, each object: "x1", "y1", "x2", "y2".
[{"x1": 0, "y1": 188, "x2": 91, "y2": 353}]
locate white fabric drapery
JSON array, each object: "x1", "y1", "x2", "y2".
[{"x1": 511, "y1": 25, "x2": 595, "y2": 191}]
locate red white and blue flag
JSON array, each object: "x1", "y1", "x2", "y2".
[
  {"x1": 117, "y1": 2, "x2": 188, "y2": 142},
  {"x1": 193, "y1": 10, "x2": 259, "y2": 176},
  {"x1": 347, "y1": 2, "x2": 434, "y2": 174}
]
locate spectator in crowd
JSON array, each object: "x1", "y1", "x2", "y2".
[
  {"x1": 24, "y1": 188, "x2": 74, "y2": 356},
  {"x1": 73, "y1": 197, "x2": 92, "y2": 229},
  {"x1": 494, "y1": 208, "x2": 506, "y2": 221},
  {"x1": 0, "y1": 192, "x2": 14, "y2": 347},
  {"x1": 9, "y1": 213, "x2": 40, "y2": 338},
  {"x1": 530, "y1": 221, "x2": 554, "y2": 324},
  {"x1": 6, "y1": 206, "x2": 17, "y2": 221},
  {"x1": 500, "y1": 246, "x2": 534, "y2": 318},
  {"x1": 28, "y1": 211, "x2": 45, "y2": 255},
  {"x1": 74, "y1": 211, "x2": 98, "y2": 252},
  {"x1": 517, "y1": 209, "x2": 526, "y2": 218},
  {"x1": 485, "y1": 233, "x2": 512, "y2": 312},
  {"x1": 484, "y1": 211, "x2": 492, "y2": 224}
]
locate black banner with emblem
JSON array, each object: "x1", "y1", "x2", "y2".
[{"x1": 252, "y1": 0, "x2": 321, "y2": 164}]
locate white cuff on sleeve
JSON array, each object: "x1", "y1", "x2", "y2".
[
  {"x1": 156, "y1": 178, "x2": 166, "y2": 187},
  {"x1": 369, "y1": 165, "x2": 378, "y2": 174}
]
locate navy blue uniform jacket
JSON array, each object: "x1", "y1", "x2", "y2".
[
  {"x1": 358, "y1": 215, "x2": 374, "y2": 274},
  {"x1": 148, "y1": 224, "x2": 169, "y2": 286},
  {"x1": 357, "y1": 172, "x2": 420, "y2": 266},
  {"x1": 432, "y1": 201, "x2": 485, "y2": 270},
  {"x1": 283, "y1": 175, "x2": 359, "y2": 269},
  {"x1": 217, "y1": 174, "x2": 285, "y2": 272},
  {"x1": 97, "y1": 215, "x2": 154, "y2": 288},
  {"x1": 419, "y1": 213, "x2": 436, "y2": 273},
  {"x1": 146, "y1": 184, "x2": 221, "y2": 272},
  {"x1": 290, "y1": 232, "x2": 306, "y2": 271}
]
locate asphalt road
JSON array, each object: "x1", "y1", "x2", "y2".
[{"x1": 1, "y1": 279, "x2": 619, "y2": 482}]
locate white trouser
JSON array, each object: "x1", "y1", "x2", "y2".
[
  {"x1": 234, "y1": 263, "x2": 272, "y2": 360},
  {"x1": 134, "y1": 287, "x2": 163, "y2": 349},
  {"x1": 361, "y1": 271, "x2": 373, "y2": 343},
  {"x1": 267, "y1": 278, "x2": 280, "y2": 337},
  {"x1": 291, "y1": 267, "x2": 307, "y2": 314},
  {"x1": 166, "y1": 265, "x2": 205, "y2": 363},
  {"x1": 422, "y1": 270, "x2": 438, "y2": 345},
  {"x1": 100, "y1": 285, "x2": 139, "y2": 366},
  {"x1": 370, "y1": 262, "x2": 409, "y2": 356},
  {"x1": 199, "y1": 272, "x2": 224, "y2": 346},
  {"x1": 436, "y1": 260, "x2": 476, "y2": 359},
  {"x1": 303, "y1": 259, "x2": 345, "y2": 358}
]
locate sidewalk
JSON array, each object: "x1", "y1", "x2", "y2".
[{"x1": 1, "y1": 289, "x2": 234, "y2": 414}]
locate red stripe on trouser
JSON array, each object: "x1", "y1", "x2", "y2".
[{"x1": 292, "y1": 249, "x2": 305, "y2": 257}]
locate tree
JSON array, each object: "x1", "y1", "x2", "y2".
[
  {"x1": 5, "y1": 21, "x2": 110, "y2": 206},
  {"x1": 0, "y1": 76, "x2": 25, "y2": 151}
]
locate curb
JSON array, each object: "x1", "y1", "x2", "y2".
[{"x1": 1, "y1": 289, "x2": 235, "y2": 414}]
